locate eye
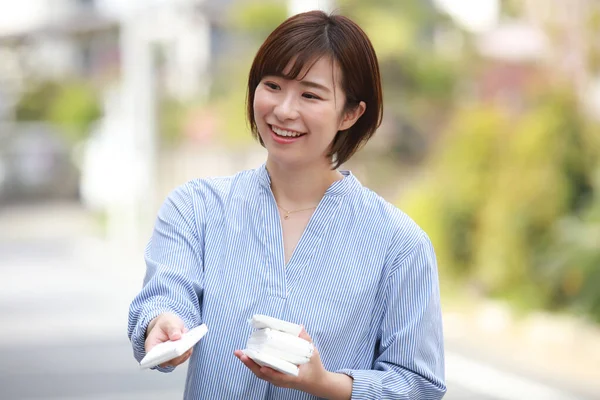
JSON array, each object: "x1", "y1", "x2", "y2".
[
  {"x1": 264, "y1": 82, "x2": 280, "y2": 90},
  {"x1": 302, "y1": 93, "x2": 321, "y2": 100}
]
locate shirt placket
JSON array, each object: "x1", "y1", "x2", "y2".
[{"x1": 258, "y1": 187, "x2": 288, "y2": 318}]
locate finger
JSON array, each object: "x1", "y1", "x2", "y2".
[
  {"x1": 258, "y1": 366, "x2": 298, "y2": 389},
  {"x1": 165, "y1": 348, "x2": 193, "y2": 368},
  {"x1": 160, "y1": 348, "x2": 193, "y2": 368},
  {"x1": 233, "y1": 350, "x2": 244, "y2": 358},
  {"x1": 236, "y1": 353, "x2": 294, "y2": 385},
  {"x1": 179, "y1": 348, "x2": 194, "y2": 363},
  {"x1": 259, "y1": 366, "x2": 290, "y2": 381},
  {"x1": 238, "y1": 353, "x2": 262, "y2": 372},
  {"x1": 178, "y1": 348, "x2": 194, "y2": 362},
  {"x1": 145, "y1": 325, "x2": 168, "y2": 352},
  {"x1": 145, "y1": 334, "x2": 166, "y2": 353},
  {"x1": 236, "y1": 352, "x2": 268, "y2": 378},
  {"x1": 166, "y1": 325, "x2": 183, "y2": 341},
  {"x1": 298, "y1": 328, "x2": 312, "y2": 343}
]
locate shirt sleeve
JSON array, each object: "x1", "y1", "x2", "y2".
[
  {"x1": 338, "y1": 232, "x2": 447, "y2": 399},
  {"x1": 127, "y1": 182, "x2": 204, "y2": 371}
]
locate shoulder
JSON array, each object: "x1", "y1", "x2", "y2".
[
  {"x1": 353, "y1": 184, "x2": 425, "y2": 240},
  {"x1": 351, "y1": 182, "x2": 431, "y2": 264},
  {"x1": 168, "y1": 167, "x2": 260, "y2": 204},
  {"x1": 159, "y1": 167, "x2": 261, "y2": 223},
  {"x1": 352, "y1": 187, "x2": 438, "y2": 292},
  {"x1": 189, "y1": 168, "x2": 257, "y2": 197}
]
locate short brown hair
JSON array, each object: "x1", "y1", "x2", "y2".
[{"x1": 246, "y1": 11, "x2": 383, "y2": 168}]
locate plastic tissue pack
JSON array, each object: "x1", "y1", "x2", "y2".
[{"x1": 242, "y1": 314, "x2": 314, "y2": 376}]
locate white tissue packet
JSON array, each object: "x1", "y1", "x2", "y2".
[
  {"x1": 245, "y1": 343, "x2": 311, "y2": 365},
  {"x1": 248, "y1": 314, "x2": 303, "y2": 336},
  {"x1": 139, "y1": 324, "x2": 208, "y2": 370},
  {"x1": 242, "y1": 348, "x2": 300, "y2": 376},
  {"x1": 247, "y1": 328, "x2": 314, "y2": 357}
]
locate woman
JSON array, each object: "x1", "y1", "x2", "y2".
[{"x1": 128, "y1": 10, "x2": 446, "y2": 400}]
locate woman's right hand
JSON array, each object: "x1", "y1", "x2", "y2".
[{"x1": 144, "y1": 312, "x2": 193, "y2": 368}]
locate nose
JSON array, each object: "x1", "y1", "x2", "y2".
[{"x1": 273, "y1": 93, "x2": 299, "y2": 122}]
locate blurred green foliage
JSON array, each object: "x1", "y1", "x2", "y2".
[
  {"x1": 158, "y1": 97, "x2": 188, "y2": 146},
  {"x1": 400, "y1": 88, "x2": 600, "y2": 321},
  {"x1": 209, "y1": 54, "x2": 256, "y2": 149},
  {"x1": 14, "y1": 80, "x2": 59, "y2": 121},
  {"x1": 15, "y1": 80, "x2": 101, "y2": 144},
  {"x1": 228, "y1": 0, "x2": 288, "y2": 39},
  {"x1": 197, "y1": 0, "x2": 289, "y2": 148},
  {"x1": 341, "y1": 0, "x2": 459, "y2": 118}
]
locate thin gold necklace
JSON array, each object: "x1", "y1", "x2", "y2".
[{"x1": 277, "y1": 204, "x2": 317, "y2": 220}]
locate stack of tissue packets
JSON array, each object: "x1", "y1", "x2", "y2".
[
  {"x1": 242, "y1": 315, "x2": 314, "y2": 377},
  {"x1": 246, "y1": 328, "x2": 314, "y2": 364}
]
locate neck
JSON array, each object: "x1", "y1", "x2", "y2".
[{"x1": 266, "y1": 158, "x2": 343, "y2": 209}]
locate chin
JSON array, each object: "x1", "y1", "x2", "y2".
[
  {"x1": 267, "y1": 152, "x2": 301, "y2": 164},
  {"x1": 269, "y1": 150, "x2": 328, "y2": 170}
]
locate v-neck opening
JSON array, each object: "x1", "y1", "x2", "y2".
[
  {"x1": 256, "y1": 163, "x2": 360, "y2": 298},
  {"x1": 281, "y1": 200, "x2": 320, "y2": 269}
]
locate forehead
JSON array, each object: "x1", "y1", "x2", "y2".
[{"x1": 275, "y1": 56, "x2": 342, "y2": 88}]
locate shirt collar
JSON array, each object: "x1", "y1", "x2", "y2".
[{"x1": 256, "y1": 163, "x2": 360, "y2": 197}]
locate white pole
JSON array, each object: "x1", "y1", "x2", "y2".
[{"x1": 111, "y1": 12, "x2": 156, "y2": 248}]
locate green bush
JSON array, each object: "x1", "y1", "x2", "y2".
[
  {"x1": 399, "y1": 88, "x2": 600, "y2": 320},
  {"x1": 15, "y1": 79, "x2": 101, "y2": 144},
  {"x1": 47, "y1": 81, "x2": 102, "y2": 143}
]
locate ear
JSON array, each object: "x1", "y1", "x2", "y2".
[{"x1": 339, "y1": 101, "x2": 366, "y2": 131}]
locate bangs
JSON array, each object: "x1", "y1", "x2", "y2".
[{"x1": 256, "y1": 33, "x2": 332, "y2": 81}]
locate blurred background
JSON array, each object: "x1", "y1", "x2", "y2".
[{"x1": 0, "y1": 0, "x2": 599, "y2": 399}]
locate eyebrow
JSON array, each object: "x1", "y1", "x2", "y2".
[
  {"x1": 270, "y1": 73, "x2": 331, "y2": 93},
  {"x1": 299, "y1": 80, "x2": 331, "y2": 93}
]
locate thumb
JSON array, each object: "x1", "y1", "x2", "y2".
[{"x1": 166, "y1": 323, "x2": 184, "y2": 341}]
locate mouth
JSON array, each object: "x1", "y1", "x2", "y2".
[{"x1": 269, "y1": 125, "x2": 307, "y2": 143}]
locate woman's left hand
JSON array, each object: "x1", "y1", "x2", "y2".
[{"x1": 234, "y1": 328, "x2": 328, "y2": 394}]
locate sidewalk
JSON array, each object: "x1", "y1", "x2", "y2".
[
  {"x1": 0, "y1": 201, "x2": 147, "y2": 345},
  {"x1": 444, "y1": 299, "x2": 600, "y2": 397}
]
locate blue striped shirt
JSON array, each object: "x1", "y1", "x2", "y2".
[{"x1": 128, "y1": 164, "x2": 446, "y2": 399}]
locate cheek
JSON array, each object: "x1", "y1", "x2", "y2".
[
  {"x1": 253, "y1": 88, "x2": 273, "y2": 120},
  {"x1": 309, "y1": 107, "x2": 342, "y2": 135}
]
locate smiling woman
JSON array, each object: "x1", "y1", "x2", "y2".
[
  {"x1": 128, "y1": 10, "x2": 446, "y2": 400},
  {"x1": 253, "y1": 56, "x2": 363, "y2": 169}
]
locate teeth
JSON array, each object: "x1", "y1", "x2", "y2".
[{"x1": 272, "y1": 126, "x2": 303, "y2": 137}]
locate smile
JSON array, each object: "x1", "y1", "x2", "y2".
[{"x1": 270, "y1": 125, "x2": 306, "y2": 138}]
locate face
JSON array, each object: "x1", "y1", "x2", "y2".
[{"x1": 253, "y1": 56, "x2": 365, "y2": 169}]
